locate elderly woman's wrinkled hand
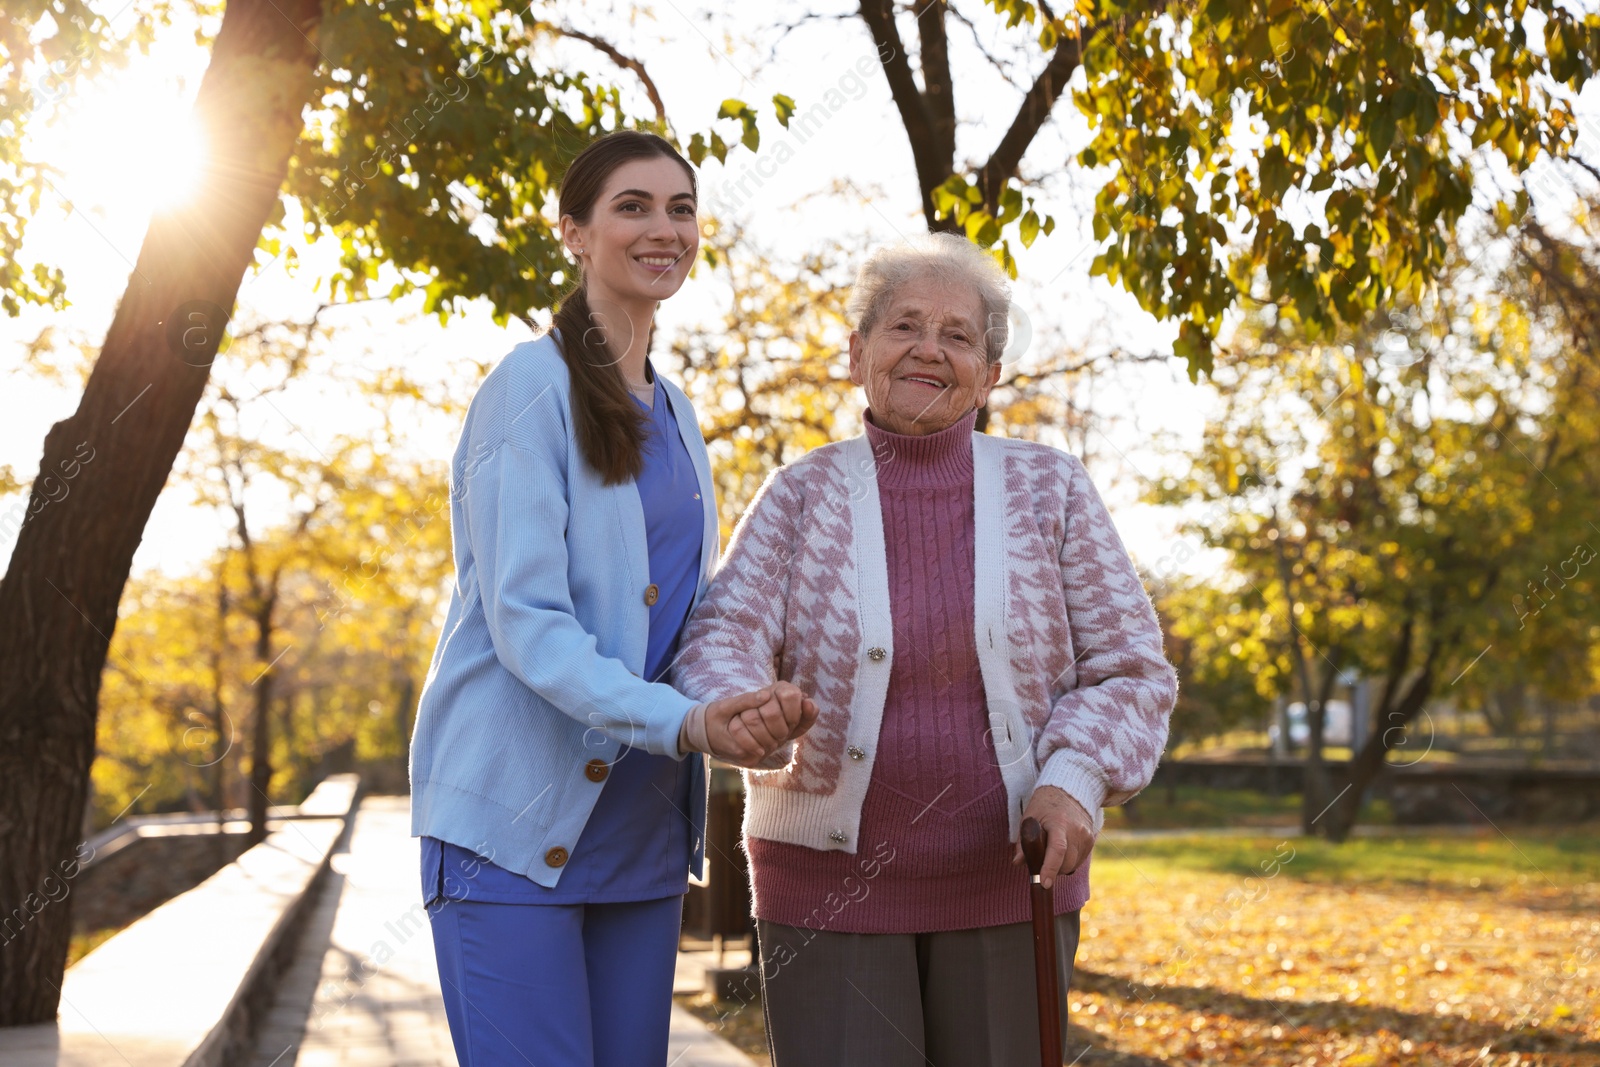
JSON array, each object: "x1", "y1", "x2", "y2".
[
  {"x1": 1010, "y1": 785, "x2": 1096, "y2": 890},
  {"x1": 686, "y1": 682, "x2": 819, "y2": 769},
  {"x1": 734, "y1": 680, "x2": 818, "y2": 771}
]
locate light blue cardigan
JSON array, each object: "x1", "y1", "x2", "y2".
[{"x1": 409, "y1": 333, "x2": 717, "y2": 887}]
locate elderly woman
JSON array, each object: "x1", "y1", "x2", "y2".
[{"x1": 673, "y1": 233, "x2": 1178, "y2": 1066}]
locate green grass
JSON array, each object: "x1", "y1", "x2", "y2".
[
  {"x1": 66, "y1": 926, "x2": 121, "y2": 967},
  {"x1": 1102, "y1": 785, "x2": 1394, "y2": 830},
  {"x1": 1097, "y1": 828, "x2": 1600, "y2": 891},
  {"x1": 1168, "y1": 733, "x2": 1463, "y2": 764}
]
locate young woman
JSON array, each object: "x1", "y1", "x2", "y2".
[{"x1": 408, "y1": 131, "x2": 817, "y2": 1067}]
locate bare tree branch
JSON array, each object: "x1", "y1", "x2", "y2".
[
  {"x1": 533, "y1": 22, "x2": 668, "y2": 126},
  {"x1": 945, "y1": 5, "x2": 1026, "y2": 90},
  {"x1": 1570, "y1": 153, "x2": 1600, "y2": 187},
  {"x1": 858, "y1": 0, "x2": 954, "y2": 228},
  {"x1": 975, "y1": 27, "x2": 1083, "y2": 211},
  {"x1": 766, "y1": 10, "x2": 860, "y2": 63},
  {"x1": 914, "y1": 0, "x2": 957, "y2": 161}
]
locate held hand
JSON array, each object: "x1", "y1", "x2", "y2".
[
  {"x1": 690, "y1": 687, "x2": 814, "y2": 767},
  {"x1": 1009, "y1": 785, "x2": 1096, "y2": 889},
  {"x1": 697, "y1": 688, "x2": 774, "y2": 764},
  {"x1": 687, "y1": 684, "x2": 820, "y2": 769},
  {"x1": 738, "y1": 682, "x2": 820, "y2": 770},
  {"x1": 740, "y1": 681, "x2": 819, "y2": 752}
]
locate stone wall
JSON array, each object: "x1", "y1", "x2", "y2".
[{"x1": 1148, "y1": 759, "x2": 1600, "y2": 825}]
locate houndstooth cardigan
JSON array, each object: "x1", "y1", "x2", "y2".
[{"x1": 672, "y1": 430, "x2": 1178, "y2": 855}]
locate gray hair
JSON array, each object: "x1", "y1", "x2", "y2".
[{"x1": 847, "y1": 233, "x2": 1012, "y2": 363}]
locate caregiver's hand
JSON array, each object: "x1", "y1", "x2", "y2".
[
  {"x1": 1009, "y1": 785, "x2": 1096, "y2": 889},
  {"x1": 680, "y1": 685, "x2": 818, "y2": 768},
  {"x1": 740, "y1": 680, "x2": 819, "y2": 758}
]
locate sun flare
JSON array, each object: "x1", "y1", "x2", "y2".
[{"x1": 36, "y1": 73, "x2": 208, "y2": 222}]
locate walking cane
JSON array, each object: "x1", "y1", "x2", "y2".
[{"x1": 1021, "y1": 817, "x2": 1062, "y2": 1067}]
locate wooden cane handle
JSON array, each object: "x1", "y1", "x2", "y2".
[{"x1": 1021, "y1": 816, "x2": 1048, "y2": 876}]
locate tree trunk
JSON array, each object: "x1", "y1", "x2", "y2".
[
  {"x1": 1302, "y1": 658, "x2": 1340, "y2": 835},
  {"x1": 395, "y1": 673, "x2": 417, "y2": 775},
  {"x1": 1266, "y1": 516, "x2": 1331, "y2": 835},
  {"x1": 856, "y1": 0, "x2": 1086, "y2": 229},
  {"x1": 0, "y1": 0, "x2": 322, "y2": 1023},
  {"x1": 211, "y1": 564, "x2": 231, "y2": 827},
  {"x1": 246, "y1": 607, "x2": 277, "y2": 845},
  {"x1": 1483, "y1": 681, "x2": 1525, "y2": 735},
  {"x1": 856, "y1": 0, "x2": 957, "y2": 230},
  {"x1": 1322, "y1": 648, "x2": 1441, "y2": 842}
]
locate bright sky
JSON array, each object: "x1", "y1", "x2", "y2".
[{"x1": 3, "y1": 2, "x2": 1592, "y2": 585}]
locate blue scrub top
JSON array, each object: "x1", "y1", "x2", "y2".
[{"x1": 423, "y1": 363, "x2": 706, "y2": 906}]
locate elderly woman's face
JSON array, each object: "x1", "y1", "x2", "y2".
[{"x1": 848, "y1": 277, "x2": 1002, "y2": 436}]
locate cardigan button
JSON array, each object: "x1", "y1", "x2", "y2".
[
  {"x1": 867, "y1": 646, "x2": 886, "y2": 662},
  {"x1": 828, "y1": 829, "x2": 847, "y2": 844},
  {"x1": 584, "y1": 759, "x2": 609, "y2": 782},
  {"x1": 644, "y1": 583, "x2": 660, "y2": 606},
  {"x1": 847, "y1": 745, "x2": 865, "y2": 760},
  {"x1": 544, "y1": 846, "x2": 569, "y2": 867}
]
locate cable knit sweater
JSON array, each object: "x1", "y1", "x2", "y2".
[{"x1": 672, "y1": 419, "x2": 1178, "y2": 894}]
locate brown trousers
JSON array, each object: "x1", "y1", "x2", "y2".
[{"x1": 754, "y1": 911, "x2": 1080, "y2": 1066}]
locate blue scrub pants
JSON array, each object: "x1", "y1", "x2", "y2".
[{"x1": 427, "y1": 893, "x2": 684, "y2": 1066}]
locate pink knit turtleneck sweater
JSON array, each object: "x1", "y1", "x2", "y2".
[{"x1": 746, "y1": 409, "x2": 1089, "y2": 933}]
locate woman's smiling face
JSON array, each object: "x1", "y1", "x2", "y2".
[
  {"x1": 848, "y1": 276, "x2": 1001, "y2": 436},
  {"x1": 560, "y1": 155, "x2": 699, "y2": 313}
]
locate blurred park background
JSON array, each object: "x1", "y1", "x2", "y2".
[{"x1": 2, "y1": 0, "x2": 1599, "y2": 1064}]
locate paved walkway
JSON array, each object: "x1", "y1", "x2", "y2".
[{"x1": 246, "y1": 796, "x2": 754, "y2": 1067}]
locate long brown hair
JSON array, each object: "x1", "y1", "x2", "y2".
[{"x1": 553, "y1": 131, "x2": 696, "y2": 485}]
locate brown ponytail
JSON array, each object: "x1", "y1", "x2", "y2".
[{"x1": 552, "y1": 131, "x2": 695, "y2": 485}]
